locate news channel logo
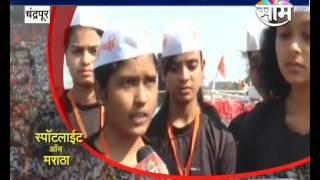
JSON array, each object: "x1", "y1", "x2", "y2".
[
  {"x1": 24, "y1": 6, "x2": 50, "y2": 24},
  {"x1": 255, "y1": 0, "x2": 293, "y2": 27}
]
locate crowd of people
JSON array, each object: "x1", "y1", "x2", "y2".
[{"x1": 10, "y1": 8, "x2": 310, "y2": 179}]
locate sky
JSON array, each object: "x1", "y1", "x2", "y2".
[{"x1": 63, "y1": 6, "x2": 267, "y2": 89}]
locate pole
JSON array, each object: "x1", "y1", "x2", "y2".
[{"x1": 212, "y1": 70, "x2": 219, "y2": 91}]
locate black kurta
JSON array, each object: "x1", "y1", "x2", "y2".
[
  {"x1": 229, "y1": 98, "x2": 310, "y2": 173},
  {"x1": 145, "y1": 103, "x2": 237, "y2": 175}
]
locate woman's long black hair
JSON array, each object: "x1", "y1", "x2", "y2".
[{"x1": 260, "y1": 27, "x2": 290, "y2": 99}]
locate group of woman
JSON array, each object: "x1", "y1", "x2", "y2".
[{"x1": 61, "y1": 6, "x2": 310, "y2": 176}]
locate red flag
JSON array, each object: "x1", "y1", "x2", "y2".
[{"x1": 217, "y1": 56, "x2": 226, "y2": 78}]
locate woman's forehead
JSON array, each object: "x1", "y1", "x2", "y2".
[
  {"x1": 278, "y1": 12, "x2": 310, "y2": 28},
  {"x1": 172, "y1": 51, "x2": 201, "y2": 63},
  {"x1": 113, "y1": 55, "x2": 157, "y2": 76},
  {"x1": 69, "y1": 27, "x2": 100, "y2": 43}
]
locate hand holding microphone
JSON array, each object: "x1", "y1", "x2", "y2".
[{"x1": 135, "y1": 145, "x2": 169, "y2": 174}]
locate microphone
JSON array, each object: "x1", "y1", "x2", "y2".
[{"x1": 135, "y1": 145, "x2": 169, "y2": 174}]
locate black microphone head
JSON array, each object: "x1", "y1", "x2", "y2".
[{"x1": 137, "y1": 145, "x2": 154, "y2": 162}]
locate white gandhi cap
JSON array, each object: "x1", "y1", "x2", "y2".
[
  {"x1": 70, "y1": 6, "x2": 107, "y2": 31},
  {"x1": 161, "y1": 22, "x2": 201, "y2": 57},
  {"x1": 94, "y1": 23, "x2": 154, "y2": 69},
  {"x1": 245, "y1": 26, "x2": 266, "y2": 52}
]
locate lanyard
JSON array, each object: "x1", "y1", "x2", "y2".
[
  {"x1": 166, "y1": 108, "x2": 200, "y2": 176},
  {"x1": 99, "y1": 127, "x2": 110, "y2": 158},
  {"x1": 98, "y1": 105, "x2": 110, "y2": 157},
  {"x1": 67, "y1": 91, "x2": 103, "y2": 139}
]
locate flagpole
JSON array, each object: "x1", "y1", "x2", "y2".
[
  {"x1": 214, "y1": 70, "x2": 219, "y2": 81},
  {"x1": 212, "y1": 70, "x2": 219, "y2": 91}
]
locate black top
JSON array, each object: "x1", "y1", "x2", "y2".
[
  {"x1": 229, "y1": 98, "x2": 310, "y2": 173},
  {"x1": 86, "y1": 131, "x2": 101, "y2": 152},
  {"x1": 145, "y1": 103, "x2": 237, "y2": 175},
  {"x1": 86, "y1": 133, "x2": 152, "y2": 155},
  {"x1": 63, "y1": 90, "x2": 101, "y2": 141}
]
